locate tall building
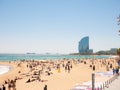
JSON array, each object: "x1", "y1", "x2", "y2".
[
  {"x1": 78, "y1": 36, "x2": 93, "y2": 54},
  {"x1": 110, "y1": 48, "x2": 117, "y2": 53}
]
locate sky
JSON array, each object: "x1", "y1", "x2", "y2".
[{"x1": 0, "y1": 0, "x2": 120, "y2": 54}]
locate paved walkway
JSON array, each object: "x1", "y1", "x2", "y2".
[{"x1": 105, "y1": 75, "x2": 120, "y2": 90}]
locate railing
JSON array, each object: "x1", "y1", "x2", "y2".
[{"x1": 94, "y1": 74, "x2": 119, "y2": 90}]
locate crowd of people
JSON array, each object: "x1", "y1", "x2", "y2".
[{"x1": 0, "y1": 57, "x2": 120, "y2": 90}]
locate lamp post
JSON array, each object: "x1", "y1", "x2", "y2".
[{"x1": 92, "y1": 73, "x2": 95, "y2": 90}]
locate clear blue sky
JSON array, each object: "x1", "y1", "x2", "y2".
[{"x1": 0, "y1": 0, "x2": 120, "y2": 54}]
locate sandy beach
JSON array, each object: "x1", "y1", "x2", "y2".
[{"x1": 0, "y1": 58, "x2": 119, "y2": 90}]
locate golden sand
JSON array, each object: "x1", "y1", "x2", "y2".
[{"x1": 0, "y1": 58, "x2": 118, "y2": 90}]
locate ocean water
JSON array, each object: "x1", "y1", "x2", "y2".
[
  {"x1": 0, "y1": 65, "x2": 11, "y2": 75},
  {"x1": 0, "y1": 54, "x2": 111, "y2": 61}
]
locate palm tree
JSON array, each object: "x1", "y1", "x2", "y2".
[{"x1": 117, "y1": 48, "x2": 120, "y2": 57}]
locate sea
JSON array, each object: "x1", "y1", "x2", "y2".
[
  {"x1": 0, "y1": 54, "x2": 112, "y2": 75},
  {"x1": 0, "y1": 54, "x2": 112, "y2": 61}
]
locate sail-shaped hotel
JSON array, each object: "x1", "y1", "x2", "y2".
[{"x1": 78, "y1": 36, "x2": 93, "y2": 54}]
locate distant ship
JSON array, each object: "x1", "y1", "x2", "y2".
[{"x1": 26, "y1": 52, "x2": 36, "y2": 54}]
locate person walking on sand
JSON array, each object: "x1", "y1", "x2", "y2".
[
  {"x1": 44, "y1": 85, "x2": 47, "y2": 90},
  {"x1": 58, "y1": 67, "x2": 61, "y2": 73},
  {"x1": 65, "y1": 65, "x2": 67, "y2": 72},
  {"x1": 115, "y1": 65, "x2": 119, "y2": 75},
  {"x1": 68, "y1": 65, "x2": 70, "y2": 73},
  {"x1": 113, "y1": 68, "x2": 116, "y2": 75},
  {"x1": 0, "y1": 85, "x2": 2, "y2": 90},
  {"x1": 93, "y1": 65, "x2": 95, "y2": 71},
  {"x1": 8, "y1": 82, "x2": 11, "y2": 90},
  {"x1": 10, "y1": 80, "x2": 16, "y2": 90},
  {"x1": 2, "y1": 85, "x2": 6, "y2": 90}
]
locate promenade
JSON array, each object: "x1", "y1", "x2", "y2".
[{"x1": 105, "y1": 75, "x2": 120, "y2": 90}]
